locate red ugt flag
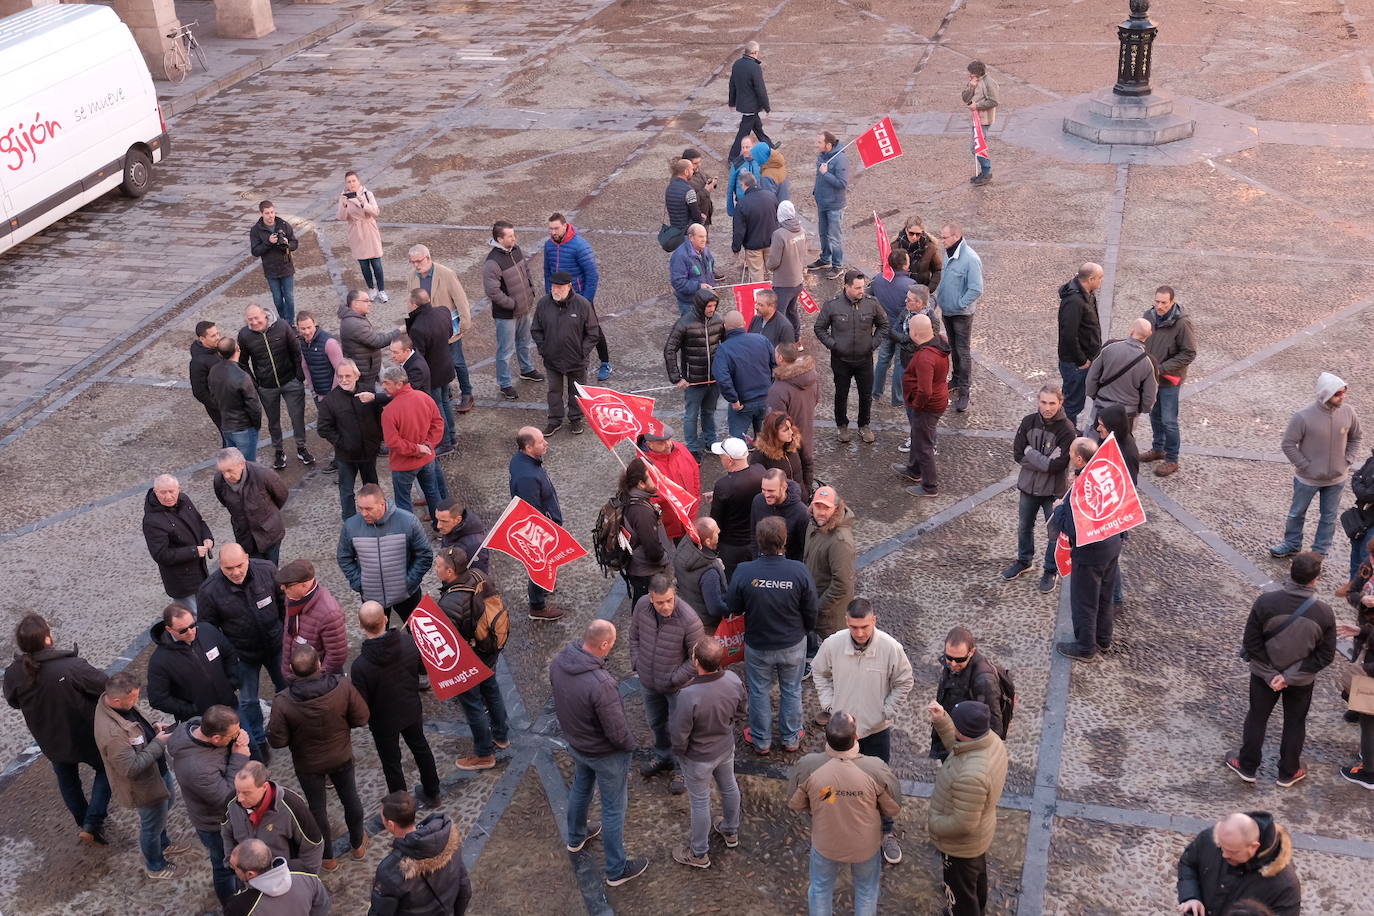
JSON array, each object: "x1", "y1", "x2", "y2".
[
  {"x1": 855, "y1": 116, "x2": 903, "y2": 168},
  {"x1": 874, "y1": 211, "x2": 894, "y2": 281},
  {"x1": 1054, "y1": 532, "x2": 1073, "y2": 577},
  {"x1": 407, "y1": 595, "x2": 492, "y2": 700},
  {"x1": 1069, "y1": 433, "x2": 1146, "y2": 547},
  {"x1": 641, "y1": 457, "x2": 702, "y2": 545},
  {"x1": 797, "y1": 288, "x2": 820, "y2": 314},
  {"x1": 729, "y1": 281, "x2": 773, "y2": 327},
  {"x1": 575, "y1": 384, "x2": 664, "y2": 451},
  {"x1": 480, "y1": 496, "x2": 589, "y2": 591}
]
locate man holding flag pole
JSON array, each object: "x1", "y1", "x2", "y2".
[
  {"x1": 507, "y1": 426, "x2": 567, "y2": 621},
  {"x1": 961, "y1": 60, "x2": 999, "y2": 186}
]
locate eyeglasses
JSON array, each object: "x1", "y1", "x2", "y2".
[
  {"x1": 906, "y1": 230, "x2": 921, "y2": 237},
  {"x1": 173, "y1": 622, "x2": 198, "y2": 635},
  {"x1": 944, "y1": 652, "x2": 971, "y2": 664}
]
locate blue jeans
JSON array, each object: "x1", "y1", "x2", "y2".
[
  {"x1": 1277, "y1": 478, "x2": 1343, "y2": 556},
  {"x1": 196, "y1": 827, "x2": 236, "y2": 904},
  {"x1": 138, "y1": 771, "x2": 176, "y2": 872},
  {"x1": 727, "y1": 396, "x2": 769, "y2": 439},
  {"x1": 642, "y1": 687, "x2": 677, "y2": 764},
  {"x1": 224, "y1": 426, "x2": 259, "y2": 463},
  {"x1": 972, "y1": 135, "x2": 991, "y2": 177},
  {"x1": 774, "y1": 285, "x2": 803, "y2": 338},
  {"x1": 335, "y1": 458, "x2": 379, "y2": 521},
  {"x1": 817, "y1": 208, "x2": 844, "y2": 267},
  {"x1": 682, "y1": 383, "x2": 721, "y2": 454},
  {"x1": 528, "y1": 580, "x2": 549, "y2": 610},
  {"x1": 52, "y1": 759, "x2": 111, "y2": 832},
  {"x1": 1150, "y1": 383, "x2": 1181, "y2": 461},
  {"x1": 567, "y1": 749, "x2": 630, "y2": 879},
  {"x1": 237, "y1": 652, "x2": 286, "y2": 747},
  {"x1": 392, "y1": 460, "x2": 447, "y2": 520},
  {"x1": 1017, "y1": 491, "x2": 1058, "y2": 570},
  {"x1": 1059, "y1": 359, "x2": 1090, "y2": 431},
  {"x1": 449, "y1": 337, "x2": 473, "y2": 396},
  {"x1": 358, "y1": 257, "x2": 385, "y2": 292},
  {"x1": 744, "y1": 636, "x2": 806, "y2": 750},
  {"x1": 808, "y1": 847, "x2": 881, "y2": 916},
  {"x1": 266, "y1": 275, "x2": 295, "y2": 323},
  {"x1": 682, "y1": 752, "x2": 739, "y2": 857},
  {"x1": 495, "y1": 314, "x2": 536, "y2": 388},
  {"x1": 432, "y1": 386, "x2": 456, "y2": 451},
  {"x1": 457, "y1": 674, "x2": 510, "y2": 758},
  {"x1": 871, "y1": 336, "x2": 904, "y2": 406}
]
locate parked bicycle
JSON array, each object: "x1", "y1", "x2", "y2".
[{"x1": 163, "y1": 20, "x2": 208, "y2": 84}]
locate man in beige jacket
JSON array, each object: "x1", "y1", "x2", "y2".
[
  {"x1": 811, "y1": 597, "x2": 913, "y2": 865},
  {"x1": 961, "y1": 60, "x2": 999, "y2": 186},
  {"x1": 927, "y1": 699, "x2": 1008, "y2": 916},
  {"x1": 788, "y1": 711, "x2": 901, "y2": 913},
  {"x1": 407, "y1": 244, "x2": 475, "y2": 413}
]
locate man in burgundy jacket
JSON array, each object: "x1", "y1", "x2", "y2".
[
  {"x1": 276, "y1": 559, "x2": 348, "y2": 683},
  {"x1": 379, "y1": 366, "x2": 447, "y2": 524},
  {"x1": 897, "y1": 315, "x2": 950, "y2": 497}
]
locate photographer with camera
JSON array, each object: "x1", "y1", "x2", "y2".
[
  {"x1": 249, "y1": 200, "x2": 299, "y2": 323},
  {"x1": 336, "y1": 171, "x2": 388, "y2": 302}
]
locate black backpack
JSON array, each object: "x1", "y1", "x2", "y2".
[
  {"x1": 1352, "y1": 454, "x2": 1374, "y2": 504},
  {"x1": 977, "y1": 660, "x2": 1016, "y2": 739},
  {"x1": 592, "y1": 496, "x2": 632, "y2": 577}
]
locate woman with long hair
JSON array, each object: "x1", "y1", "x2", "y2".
[{"x1": 748, "y1": 411, "x2": 806, "y2": 491}]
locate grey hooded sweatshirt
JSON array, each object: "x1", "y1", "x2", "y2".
[
  {"x1": 226, "y1": 857, "x2": 330, "y2": 916},
  {"x1": 1281, "y1": 371, "x2": 1363, "y2": 486},
  {"x1": 765, "y1": 200, "x2": 808, "y2": 287}
]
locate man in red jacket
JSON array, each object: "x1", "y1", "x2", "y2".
[
  {"x1": 896, "y1": 315, "x2": 950, "y2": 497},
  {"x1": 380, "y1": 366, "x2": 447, "y2": 525},
  {"x1": 638, "y1": 426, "x2": 700, "y2": 543},
  {"x1": 276, "y1": 559, "x2": 348, "y2": 683}
]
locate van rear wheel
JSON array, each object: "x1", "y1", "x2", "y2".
[{"x1": 120, "y1": 148, "x2": 153, "y2": 198}]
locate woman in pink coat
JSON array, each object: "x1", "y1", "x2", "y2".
[{"x1": 336, "y1": 171, "x2": 387, "y2": 301}]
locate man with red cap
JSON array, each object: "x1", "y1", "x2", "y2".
[{"x1": 639, "y1": 425, "x2": 700, "y2": 543}]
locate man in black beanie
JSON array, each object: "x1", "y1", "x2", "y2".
[{"x1": 926, "y1": 699, "x2": 1007, "y2": 915}]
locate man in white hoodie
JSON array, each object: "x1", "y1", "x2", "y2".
[
  {"x1": 227, "y1": 839, "x2": 330, "y2": 916},
  {"x1": 1272, "y1": 372, "x2": 1362, "y2": 558}
]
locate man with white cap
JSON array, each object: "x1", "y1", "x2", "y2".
[{"x1": 708, "y1": 437, "x2": 766, "y2": 581}]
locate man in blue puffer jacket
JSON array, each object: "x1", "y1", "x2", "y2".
[{"x1": 544, "y1": 212, "x2": 613, "y2": 380}]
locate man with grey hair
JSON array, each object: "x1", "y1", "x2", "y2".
[
  {"x1": 336, "y1": 289, "x2": 397, "y2": 393},
  {"x1": 142, "y1": 473, "x2": 214, "y2": 610},
  {"x1": 238, "y1": 304, "x2": 311, "y2": 472},
  {"x1": 1057, "y1": 262, "x2": 1104, "y2": 430},
  {"x1": 213, "y1": 447, "x2": 288, "y2": 565},
  {"x1": 933, "y1": 223, "x2": 983, "y2": 413},
  {"x1": 407, "y1": 243, "x2": 476, "y2": 414},
  {"x1": 669, "y1": 224, "x2": 716, "y2": 317},
  {"x1": 380, "y1": 365, "x2": 447, "y2": 520},
  {"x1": 315, "y1": 358, "x2": 384, "y2": 521},
  {"x1": 728, "y1": 40, "x2": 774, "y2": 162},
  {"x1": 1086, "y1": 316, "x2": 1157, "y2": 431},
  {"x1": 748, "y1": 288, "x2": 795, "y2": 346}
]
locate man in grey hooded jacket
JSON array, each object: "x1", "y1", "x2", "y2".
[
  {"x1": 1272, "y1": 372, "x2": 1362, "y2": 558},
  {"x1": 226, "y1": 839, "x2": 329, "y2": 916}
]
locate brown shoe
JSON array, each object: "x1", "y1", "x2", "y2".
[
  {"x1": 859, "y1": 426, "x2": 876, "y2": 444},
  {"x1": 528, "y1": 605, "x2": 564, "y2": 621},
  {"x1": 1153, "y1": 461, "x2": 1179, "y2": 477},
  {"x1": 454, "y1": 394, "x2": 476, "y2": 413},
  {"x1": 322, "y1": 858, "x2": 339, "y2": 872},
  {"x1": 1336, "y1": 579, "x2": 1356, "y2": 598},
  {"x1": 815, "y1": 710, "x2": 831, "y2": 727},
  {"x1": 1139, "y1": 449, "x2": 1165, "y2": 462},
  {"x1": 456, "y1": 755, "x2": 496, "y2": 771},
  {"x1": 351, "y1": 833, "x2": 369, "y2": 859},
  {"x1": 838, "y1": 427, "x2": 853, "y2": 443}
]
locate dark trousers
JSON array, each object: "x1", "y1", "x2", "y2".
[
  {"x1": 196, "y1": 826, "x2": 236, "y2": 904},
  {"x1": 858, "y1": 729, "x2": 894, "y2": 834},
  {"x1": 1239, "y1": 675, "x2": 1314, "y2": 780},
  {"x1": 1059, "y1": 359, "x2": 1090, "y2": 431},
  {"x1": 372, "y1": 721, "x2": 441, "y2": 797},
  {"x1": 830, "y1": 354, "x2": 874, "y2": 429},
  {"x1": 458, "y1": 673, "x2": 511, "y2": 757},
  {"x1": 719, "y1": 543, "x2": 753, "y2": 583},
  {"x1": 257, "y1": 378, "x2": 308, "y2": 453},
  {"x1": 547, "y1": 365, "x2": 587, "y2": 423},
  {"x1": 642, "y1": 687, "x2": 677, "y2": 765},
  {"x1": 1017, "y1": 491, "x2": 1058, "y2": 570},
  {"x1": 202, "y1": 402, "x2": 229, "y2": 447},
  {"x1": 1069, "y1": 549, "x2": 1121, "y2": 653},
  {"x1": 528, "y1": 580, "x2": 550, "y2": 610},
  {"x1": 943, "y1": 314, "x2": 973, "y2": 391},
  {"x1": 728, "y1": 113, "x2": 773, "y2": 162},
  {"x1": 1361, "y1": 713, "x2": 1374, "y2": 765},
  {"x1": 297, "y1": 761, "x2": 365, "y2": 857},
  {"x1": 626, "y1": 573, "x2": 652, "y2": 607},
  {"x1": 386, "y1": 591, "x2": 423, "y2": 625},
  {"x1": 335, "y1": 457, "x2": 379, "y2": 521},
  {"x1": 596, "y1": 326, "x2": 611, "y2": 364},
  {"x1": 906, "y1": 408, "x2": 941, "y2": 490},
  {"x1": 943, "y1": 852, "x2": 989, "y2": 916}
]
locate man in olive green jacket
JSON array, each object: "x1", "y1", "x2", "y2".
[
  {"x1": 801, "y1": 486, "x2": 856, "y2": 641},
  {"x1": 927, "y1": 699, "x2": 1007, "y2": 916}
]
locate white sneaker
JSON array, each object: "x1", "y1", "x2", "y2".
[
  {"x1": 898, "y1": 438, "x2": 911, "y2": 453},
  {"x1": 365, "y1": 288, "x2": 376, "y2": 302},
  {"x1": 377, "y1": 290, "x2": 389, "y2": 303}
]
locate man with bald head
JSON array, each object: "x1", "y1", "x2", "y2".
[
  {"x1": 142, "y1": 473, "x2": 214, "y2": 610},
  {"x1": 1086, "y1": 316, "x2": 1157, "y2": 435},
  {"x1": 509, "y1": 425, "x2": 565, "y2": 620},
  {"x1": 673, "y1": 517, "x2": 729, "y2": 628},
  {"x1": 197, "y1": 543, "x2": 285, "y2": 762},
  {"x1": 714, "y1": 309, "x2": 777, "y2": 439},
  {"x1": 1057, "y1": 262, "x2": 1104, "y2": 429},
  {"x1": 1177, "y1": 810, "x2": 1300, "y2": 916},
  {"x1": 229, "y1": 836, "x2": 331, "y2": 914},
  {"x1": 727, "y1": 40, "x2": 774, "y2": 162},
  {"x1": 238, "y1": 303, "x2": 312, "y2": 471},
  {"x1": 551, "y1": 620, "x2": 647, "y2": 887},
  {"x1": 895, "y1": 313, "x2": 951, "y2": 497}
]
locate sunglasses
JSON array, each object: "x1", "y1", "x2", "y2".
[
  {"x1": 944, "y1": 652, "x2": 971, "y2": 664},
  {"x1": 173, "y1": 621, "x2": 198, "y2": 635}
]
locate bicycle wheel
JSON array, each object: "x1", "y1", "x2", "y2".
[
  {"x1": 163, "y1": 46, "x2": 189, "y2": 83},
  {"x1": 192, "y1": 39, "x2": 209, "y2": 73}
]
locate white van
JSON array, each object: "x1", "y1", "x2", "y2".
[{"x1": 0, "y1": 4, "x2": 170, "y2": 255}]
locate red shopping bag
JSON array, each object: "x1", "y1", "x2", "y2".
[{"x1": 715, "y1": 615, "x2": 746, "y2": 666}]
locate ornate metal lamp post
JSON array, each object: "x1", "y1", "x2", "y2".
[{"x1": 1113, "y1": 0, "x2": 1157, "y2": 96}]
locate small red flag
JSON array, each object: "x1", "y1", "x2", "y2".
[
  {"x1": 874, "y1": 211, "x2": 894, "y2": 281},
  {"x1": 729, "y1": 281, "x2": 773, "y2": 327},
  {"x1": 797, "y1": 288, "x2": 820, "y2": 314},
  {"x1": 854, "y1": 116, "x2": 903, "y2": 168},
  {"x1": 1054, "y1": 532, "x2": 1073, "y2": 577},
  {"x1": 575, "y1": 384, "x2": 664, "y2": 451},
  {"x1": 971, "y1": 110, "x2": 989, "y2": 161},
  {"x1": 407, "y1": 595, "x2": 492, "y2": 700},
  {"x1": 480, "y1": 496, "x2": 588, "y2": 591},
  {"x1": 1069, "y1": 433, "x2": 1146, "y2": 547},
  {"x1": 641, "y1": 456, "x2": 702, "y2": 545}
]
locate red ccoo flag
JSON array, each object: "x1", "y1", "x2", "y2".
[
  {"x1": 479, "y1": 496, "x2": 588, "y2": 592},
  {"x1": 575, "y1": 384, "x2": 664, "y2": 451},
  {"x1": 874, "y1": 211, "x2": 894, "y2": 281},
  {"x1": 854, "y1": 116, "x2": 903, "y2": 168},
  {"x1": 971, "y1": 110, "x2": 990, "y2": 161},
  {"x1": 1069, "y1": 433, "x2": 1147, "y2": 547},
  {"x1": 729, "y1": 281, "x2": 773, "y2": 327},
  {"x1": 797, "y1": 288, "x2": 820, "y2": 314},
  {"x1": 407, "y1": 595, "x2": 492, "y2": 700},
  {"x1": 640, "y1": 456, "x2": 702, "y2": 545}
]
